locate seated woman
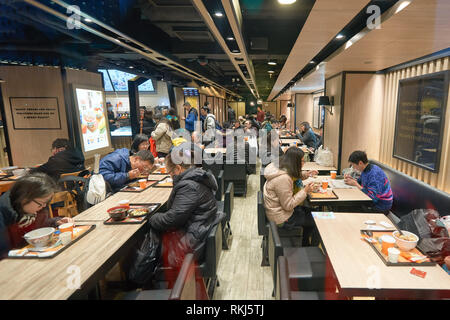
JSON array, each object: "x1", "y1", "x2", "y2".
[
  {"x1": 263, "y1": 147, "x2": 319, "y2": 246},
  {"x1": 151, "y1": 113, "x2": 174, "y2": 158},
  {"x1": 0, "y1": 173, "x2": 73, "y2": 259},
  {"x1": 130, "y1": 134, "x2": 150, "y2": 155},
  {"x1": 297, "y1": 121, "x2": 317, "y2": 149},
  {"x1": 128, "y1": 149, "x2": 224, "y2": 286}
]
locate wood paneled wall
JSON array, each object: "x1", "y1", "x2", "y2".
[
  {"x1": 295, "y1": 94, "x2": 313, "y2": 129},
  {"x1": 0, "y1": 66, "x2": 69, "y2": 166},
  {"x1": 341, "y1": 73, "x2": 384, "y2": 171},
  {"x1": 324, "y1": 73, "x2": 343, "y2": 169},
  {"x1": 379, "y1": 56, "x2": 450, "y2": 193}
]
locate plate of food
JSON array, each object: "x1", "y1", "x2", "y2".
[
  {"x1": 154, "y1": 177, "x2": 173, "y2": 188},
  {"x1": 104, "y1": 203, "x2": 161, "y2": 224},
  {"x1": 120, "y1": 180, "x2": 157, "y2": 192}
]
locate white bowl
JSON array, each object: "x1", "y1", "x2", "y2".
[
  {"x1": 12, "y1": 169, "x2": 26, "y2": 177},
  {"x1": 23, "y1": 227, "x2": 55, "y2": 248},
  {"x1": 392, "y1": 230, "x2": 419, "y2": 251}
]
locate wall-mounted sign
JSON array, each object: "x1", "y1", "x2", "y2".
[
  {"x1": 9, "y1": 97, "x2": 61, "y2": 130},
  {"x1": 393, "y1": 70, "x2": 449, "y2": 172},
  {"x1": 72, "y1": 86, "x2": 112, "y2": 157}
]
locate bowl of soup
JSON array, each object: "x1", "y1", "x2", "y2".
[
  {"x1": 392, "y1": 230, "x2": 419, "y2": 251},
  {"x1": 23, "y1": 227, "x2": 55, "y2": 248},
  {"x1": 107, "y1": 206, "x2": 129, "y2": 221}
]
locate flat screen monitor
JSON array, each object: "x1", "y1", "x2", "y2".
[
  {"x1": 72, "y1": 85, "x2": 112, "y2": 157},
  {"x1": 98, "y1": 69, "x2": 156, "y2": 93},
  {"x1": 183, "y1": 87, "x2": 199, "y2": 96}
]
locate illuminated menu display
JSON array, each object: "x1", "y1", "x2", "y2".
[
  {"x1": 183, "y1": 87, "x2": 199, "y2": 96},
  {"x1": 75, "y1": 88, "x2": 110, "y2": 153}
]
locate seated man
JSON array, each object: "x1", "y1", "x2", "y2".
[
  {"x1": 30, "y1": 138, "x2": 85, "y2": 181},
  {"x1": 99, "y1": 149, "x2": 154, "y2": 192},
  {"x1": 344, "y1": 150, "x2": 393, "y2": 213}
]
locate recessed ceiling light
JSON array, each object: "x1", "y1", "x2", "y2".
[
  {"x1": 268, "y1": 61, "x2": 277, "y2": 65},
  {"x1": 278, "y1": 0, "x2": 296, "y2": 4},
  {"x1": 268, "y1": 70, "x2": 275, "y2": 74},
  {"x1": 84, "y1": 18, "x2": 93, "y2": 23},
  {"x1": 214, "y1": 12, "x2": 224, "y2": 17},
  {"x1": 232, "y1": 50, "x2": 240, "y2": 53},
  {"x1": 129, "y1": 66, "x2": 134, "y2": 69},
  {"x1": 309, "y1": 61, "x2": 315, "y2": 64},
  {"x1": 226, "y1": 36, "x2": 234, "y2": 41},
  {"x1": 336, "y1": 34, "x2": 345, "y2": 39},
  {"x1": 395, "y1": 1, "x2": 411, "y2": 14}
]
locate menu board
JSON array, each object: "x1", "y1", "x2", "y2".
[
  {"x1": 74, "y1": 88, "x2": 111, "y2": 154},
  {"x1": 393, "y1": 71, "x2": 449, "y2": 172},
  {"x1": 138, "y1": 79, "x2": 155, "y2": 92},
  {"x1": 98, "y1": 69, "x2": 114, "y2": 92},
  {"x1": 183, "y1": 87, "x2": 199, "y2": 96}
]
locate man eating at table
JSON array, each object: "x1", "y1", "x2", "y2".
[
  {"x1": 344, "y1": 150, "x2": 393, "y2": 213},
  {"x1": 99, "y1": 149, "x2": 154, "y2": 192},
  {"x1": 29, "y1": 138, "x2": 85, "y2": 181}
]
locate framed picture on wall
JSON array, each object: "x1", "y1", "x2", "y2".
[{"x1": 393, "y1": 70, "x2": 449, "y2": 172}]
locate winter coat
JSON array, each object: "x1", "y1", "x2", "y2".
[
  {"x1": 0, "y1": 191, "x2": 59, "y2": 259},
  {"x1": 203, "y1": 113, "x2": 216, "y2": 142},
  {"x1": 148, "y1": 167, "x2": 224, "y2": 259},
  {"x1": 99, "y1": 148, "x2": 131, "y2": 192},
  {"x1": 185, "y1": 108, "x2": 198, "y2": 132},
  {"x1": 263, "y1": 162, "x2": 308, "y2": 225},
  {"x1": 151, "y1": 121, "x2": 173, "y2": 154},
  {"x1": 30, "y1": 148, "x2": 85, "y2": 181},
  {"x1": 297, "y1": 128, "x2": 317, "y2": 149}
]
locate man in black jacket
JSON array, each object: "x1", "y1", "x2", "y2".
[{"x1": 30, "y1": 139, "x2": 85, "y2": 181}]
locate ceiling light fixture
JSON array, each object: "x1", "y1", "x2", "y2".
[
  {"x1": 309, "y1": 61, "x2": 315, "y2": 64},
  {"x1": 226, "y1": 36, "x2": 234, "y2": 41},
  {"x1": 268, "y1": 70, "x2": 275, "y2": 73},
  {"x1": 84, "y1": 18, "x2": 92, "y2": 23},
  {"x1": 214, "y1": 12, "x2": 224, "y2": 17},
  {"x1": 278, "y1": 0, "x2": 296, "y2": 5},
  {"x1": 268, "y1": 61, "x2": 277, "y2": 66},
  {"x1": 336, "y1": 34, "x2": 345, "y2": 39}
]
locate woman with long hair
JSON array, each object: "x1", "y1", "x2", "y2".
[
  {"x1": 263, "y1": 147, "x2": 320, "y2": 246},
  {"x1": 297, "y1": 121, "x2": 318, "y2": 149},
  {"x1": 0, "y1": 173, "x2": 73, "y2": 258}
]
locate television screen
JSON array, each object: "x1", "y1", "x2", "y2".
[
  {"x1": 99, "y1": 69, "x2": 155, "y2": 93},
  {"x1": 99, "y1": 69, "x2": 114, "y2": 92},
  {"x1": 138, "y1": 79, "x2": 155, "y2": 92},
  {"x1": 183, "y1": 87, "x2": 199, "y2": 96},
  {"x1": 74, "y1": 88, "x2": 110, "y2": 153},
  {"x1": 107, "y1": 69, "x2": 135, "y2": 91}
]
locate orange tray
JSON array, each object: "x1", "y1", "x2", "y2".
[
  {"x1": 361, "y1": 230, "x2": 436, "y2": 267},
  {"x1": 308, "y1": 190, "x2": 338, "y2": 200},
  {"x1": 7, "y1": 225, "x2": 96, "y2": 259},
  {"x1": 120, "y1": 180, "x2": 158, "y2": 193}
]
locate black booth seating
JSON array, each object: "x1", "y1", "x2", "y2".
[{"x1": 370, "y1": 160, "x2": 450, "y2": 222}]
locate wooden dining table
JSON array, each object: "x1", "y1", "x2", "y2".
[
  {"x1": 302, "y1": 161, "x2": 336, "y2": 173},
  {"x1": 0, "y1": 185, "x2": 173, "y2": 300},
  {"x1": 313, "y1": 212, "x2": 450, "y2": 299},
  {"x1": 280, "y1": 138, "x2": 302, "y2": 146}
]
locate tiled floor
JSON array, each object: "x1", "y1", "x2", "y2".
[{"x1": 213, "y1": 162, "x2": 274, "y2": 300}]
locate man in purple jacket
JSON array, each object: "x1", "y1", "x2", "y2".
[
  {"x1": 99, "y1": 149, "x2": 154, "y2": 192},
  {"x1": 344, "y1": 150, "x2": 393, "y2": 213}
]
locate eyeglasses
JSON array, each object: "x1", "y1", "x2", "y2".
[{"x1": 32, "y1": 199, "x2": 51, "y2": 208}]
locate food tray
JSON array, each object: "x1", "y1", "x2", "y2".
[
  {"x1": 7, "y1": 224, "x2": 96, "y2": 259},
  {"x1": 147, "y1": 174, "x2": 170, "y2": 181},
  {"x1": 361, "y1": 230, "x2": 436, "y2": 267},
  {"x1": 104, "y1": 203, "x2": 161, "y2": 225},
  {"x1": 119, "y1": 180, "x2": 158, "y2": 193},
  {"x1": 0, "y1": 174, "x2": 14, "y2": 181},
  {"x1": 153, "y1": 177, "x2": 173, "y2": 188},
  {"x1": 308, "y1": 190, "x2": 338, "y2": 200}
]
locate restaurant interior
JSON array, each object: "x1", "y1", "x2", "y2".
[{"x1": 0, "y1": 0, "x2": 449, "y2": 301}]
